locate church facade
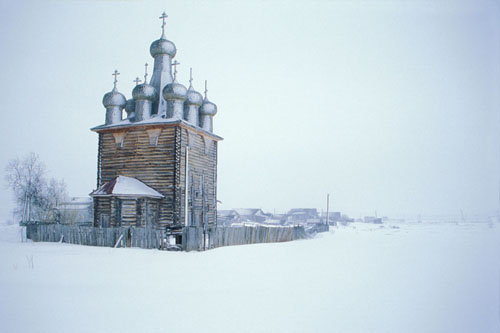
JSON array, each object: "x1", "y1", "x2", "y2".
[{"x1": 90, "y1": 13, "x2": 222, "y2": 240}]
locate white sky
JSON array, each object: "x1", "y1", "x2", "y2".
[{"x1": 0, "y1": 0, "x2": 499, "y2": 221}]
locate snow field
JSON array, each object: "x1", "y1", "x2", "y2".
[{"x1": 0, "y1": 222, "x2": 499, "y2": 333}]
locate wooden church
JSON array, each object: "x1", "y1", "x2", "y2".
[{"x1": 90, "y1": 12, "x2": 222, "y2": 243}]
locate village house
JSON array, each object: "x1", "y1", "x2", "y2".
[
  {"x1": 286, "y1": 208, "x2": 319, "y2": 225},
  {"x1": 233, "y1": 208, "x2": 269, "y2": 223},
  {"x1": 364, "y1": 216, "x2": 383, "y2": 224},
  {"x1": 217, "y1": 210, "x2": 241, "y2": 226}
]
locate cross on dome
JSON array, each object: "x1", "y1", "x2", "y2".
[
  {"x1": 204, "y1": 80, "x2": 208, "y2": 99},
  {"x1": 159, "y1": 11, "x2": 168, "y2": 38},
  {"x1": 133, "y1": 77, "x2": 142, "y2": 86},
  {"x1": 189, "y1": 67, "x2": 193, "y2": 88},
  {"x1": 172, "y1": 60, "x2": 180, "y2": 81},
  {"x1": 112, "y1": 70, "x2": 120, "y2": 90},
  {"x1": 144, "y1": 63, "x2": 149, "y2": 84}
]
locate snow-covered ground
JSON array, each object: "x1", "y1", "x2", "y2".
[{"x1": 0, "y1": 222, "x2": 499, "y2": 333}]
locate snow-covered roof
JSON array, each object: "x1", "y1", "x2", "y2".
[
  {"x1": 234, "y1": 208, "x2": 264, "y2": 216},
  {"x1": 91, "y1": 117, "x2": 223, "y2": 141},
  {"x1": 90, "y1": 176, "x2": 164, "y2": 199},
  {"x1": 217, "y1": 210, "x2": 239, "y2": 217}
]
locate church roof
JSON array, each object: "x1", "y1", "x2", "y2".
[
  {"x1": 90, "y1": 176, "x2": 164, "y2": 199},
  {"x1": 90, "y1": 117, "x2": 224, "y2": 141}
]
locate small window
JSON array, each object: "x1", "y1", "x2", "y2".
[
  {"x1": 112, "y1": 132, "x2": 127, "y2": 149},
  {"x1": 146, "y1": 129, "x2": 162, "y2": 146}
]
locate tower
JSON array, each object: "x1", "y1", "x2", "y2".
[{"x1": 90, "y1": 13, "x2": 222, "y2": 242}]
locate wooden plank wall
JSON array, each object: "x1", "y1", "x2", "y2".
[
  {"x1": 120, "y1": 199, "x2": 138, "y2": 226},
  {"x1": 26, "y1": 224, "x2": 167, "y2": 249},
  {"x1": 95, "y1": 124, "x2": 219, "y2": 231},
  {"x1": 26, "y1": 225, "x2": 308, "y2": 251},
  {"x1": 183, "y1": 225, "x2": 309, "y2": 251},
  {"x1": 210, "y1": 225, "x2": 308, "y2": 248},
  {"x1": 180, "y1": 128, "x2": 218, "y2": 228},
  {"x1": 96, "y1": 126, "x2": 178, "y2": 229}
]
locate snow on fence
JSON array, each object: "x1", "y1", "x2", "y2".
[{"x1": 25, "y1": 223, "x2": 309, "y2": 251}]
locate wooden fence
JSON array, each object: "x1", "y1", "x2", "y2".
[
  {"x1": 26, "y1": 223, "x2": 309, "y2": 251},
  {"x1": 26, "y1": 223, "x2": 166, "y2": 249},
  {"x1": 183, "y1": 225, "x2": 309, "y2": 251}
]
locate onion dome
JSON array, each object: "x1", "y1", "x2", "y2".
[
  {"x1": 103, "y1": 90, "x2": 126, "y2": 108},
  {"x1": 150, "y1": 12, "x2": 176, "y2": 58},
  {"x1": 103, "y1": 71, "x2": 126, "y2": 109},
  {"x1": 200, "y1": 99, "x2": 217, "y2": 116},
  {"x1": 132, "y1": 83, "x2": 157, "y2": 101},
  {"x1": 186, "y1": 87, "x2": 203, "y2": 106},
  {"x1": 125, "y1": 98, "x2": 135, "y2": 113},
  {"x1": 133, "y1": 64, "x2": 157, "y2": 101},
  {"x1": 125, "y1": 98, "x2": 135, "y2": 112},
  {"x1": 163, "y1": 82, "x2": 187, "y2": 100},
  {"x1": 150, "y1": 38, "x2": 176, "y2": 58},
  {"x1": 186, "y1": 68, "x2": 203, "y2": 106},
  {"x1": 200, "y1": 81, "x2": 217, "y2": 116},
  {"x1": 162, "y1": 61, "x2": 186, "y2": 100}
]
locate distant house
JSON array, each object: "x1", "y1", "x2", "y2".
[
  {"x1": 305, "y1": 218, "x2": 322, "y2": 225},
  {"x1": 233, "y1": 209, "x2": 269, "y2": 223},
  {"x1": 271, "y1": 213, "x2": 288, "y2": 224},
  {"x1": 319, "y1": 211, "x2": 352, "y2": 225},
  {"x1": 58, "y1": 197, "x2": 93, "y2": 225},
  {"x1": 320, "y1": 211, "x2": 341, "y2": 222},
  {"x1": 364, "y1": 216, "x2": 382, "y2": 224},
  {"x1": 286, "y1": 208, "x2": 319, "y2": 224},
  {"x1": 217, "y1": 210, "x2": 240, "y2": 226},
  {"x1": 288, "y1": 208, "x2": 318, "y2": 217},
  {"x1": 262, "y1": 219, "x2": 282, "y2": 226}
]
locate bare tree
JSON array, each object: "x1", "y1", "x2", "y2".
[
  {"x1": 38, "y1": 178, "x2": 68, "y2": 222},
  {"x1": 5, "y1": 153, "x2": 46, "y2": 222},
  {"x1": 5, "y1": 153, "x2": 68, "y2": 223}
]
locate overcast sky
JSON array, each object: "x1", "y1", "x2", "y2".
[{"x1": 0, "y1": 0, "x2": 499, "y2": 221}]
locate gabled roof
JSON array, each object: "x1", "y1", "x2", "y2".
[
  {"x1": 90, "y1": 176, "x2": 164, "y2": 199},
  {"x1": 233, "y1": 208, "x2": 265, "y2": 217},
  {"x1": 217, "y1": 210, "x2": 240, "y2": 217}
]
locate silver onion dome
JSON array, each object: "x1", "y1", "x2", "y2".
[
  {"x1": 200, "y1": 80, "x2": 217, "y2": 116},
  {"x1": 186, "y1": 87, "x2": 203, "y2": 106},
  {"x1": 125, "y1": 99, "x2": 135, "y2": 113},
  {"x1": 132, "y1": 83, "x2": 157, "y2": 101},
  {"x1": 150, "y1": 38, "x2": 176, "y2": 58},
  {"x1": 163, "y1": 81, "x2": 187, "y2": 100},
  {"x1": 102, "y1": 90, "x2": 126, "y2": 109},
  {"x1": 200, "y1": 99, "x2": 217, "y2": 116}
]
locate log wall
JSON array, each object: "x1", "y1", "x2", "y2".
[
  {"x1": 93, "y1": 123, "x2": 219, "y2": 231},
  {"x1": 180, "y1": 128, "x2": 218, "y2": 228}
]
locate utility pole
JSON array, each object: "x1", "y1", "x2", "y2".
[{"x1": 326, "y1": 193, "x2": 330, "y2": 227}]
